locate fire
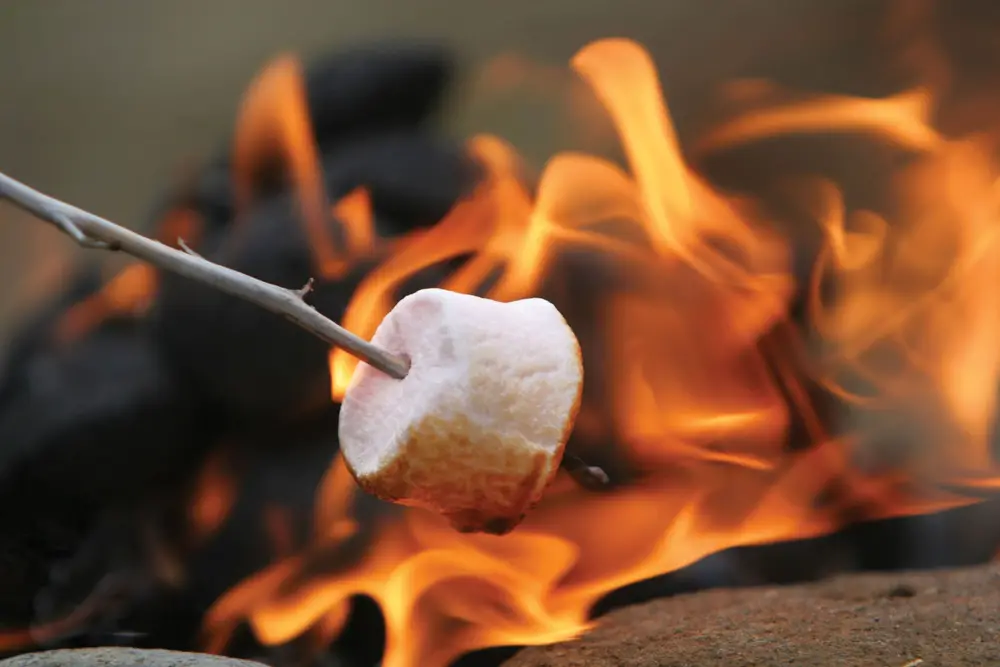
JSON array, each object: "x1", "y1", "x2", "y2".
[
  {"x1": 202, "y1": 33, "x2": 1000, "y2": 667},
  {"x1": 54, "y1": 263, "x2": 158, "y2": 342},
  {"x1": 330, "y1": 187, "x2": 377, "y2": 259},
  {"x1": 232, "y1": 55, "x2": 340, "y2": 279},
  {"x1": 53, "y1": 206, "x2": 203, "y2": 342},
  {"x1": 188, "y1": 448, "x2": 239, "y2": 542},
  {"x1": 232, "y1": 58, "x2": 386, "y2": 280}
]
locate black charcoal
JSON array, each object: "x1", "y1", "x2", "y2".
[
  {"x1": 151, "y1": 196, "x2": 368, "y2": 419},
  {"x1": 0, "y1": 318, "x2": 208, "y2": 514}
]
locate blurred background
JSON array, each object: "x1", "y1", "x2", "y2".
[{"x1": 0, "y1": 0, "x2": 880, "y2": 340}]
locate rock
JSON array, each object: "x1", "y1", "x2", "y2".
[
  {"x1": 505, "y1": 562, "x2": 1000, "y2": 667},
  {"x1": 0, "y1": 312, "x2": 208, "y2": 517},
  {"x1": 303, "y1": 42, "x2": 455, "y2": 151},
  {"x1": 147, "y1": 42, "x2": 481, "y2": 420},
  {"x1": 150, "y1": 194, "x2": 367, "y2": 419},
  {"x1": 150, "y1": 133, "x2": 478, "y2": 420},
  {"x1": 0, "y1": 648, "x2": 266, "y2": 667},
  {"x1": 318, "y1": 132, "x2": 483, "y2": 235},
  {"x1": 149, "y1": 42, "x2": 459, "y2": 243},
  {"x1": 0, "y1": 267, "x2": 211, "y2": 634}
]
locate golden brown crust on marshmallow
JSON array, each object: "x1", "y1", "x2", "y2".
[{"x1": 344, "y1": 336, "x2": 584, "y2": 535}]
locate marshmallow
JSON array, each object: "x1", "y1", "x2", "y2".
[{"x1": 338, "y1": 288, "x2": 583, "y2": 534}]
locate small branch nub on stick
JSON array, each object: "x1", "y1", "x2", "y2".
[
  {"x1": 294, "y1": 277, "x2": 315, "y2": 299},
  {"x1": 562, "y1": 454, "x2": 610, "y2": 490}
]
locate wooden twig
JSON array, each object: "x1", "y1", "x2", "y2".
[
  {"x1": 0, "y1": 171, "x2": 410, "y2": 379},
  {"x1": 0, "y1": 170, "x2": 608, "y2": 489},
  {"x1": 562, "y1": 454, "x2": 611, "y2": 489}
]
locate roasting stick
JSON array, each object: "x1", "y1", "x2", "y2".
[
  {"x1": 0, "y1": 170, "x2": 608, "y2": 489},
  {"x1": 0, "y1": 171, "x2": 411, "y2": 379},
  {"x1": 562, "y1": 453, "x2": 610, "y2": 489}
]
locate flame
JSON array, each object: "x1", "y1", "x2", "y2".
[
  {"x1": 331, "y1": 187, "x2": 377, "y2": 259},
  {"x1": 54, "y1": 263, "x2": 158, "y2": 342},
  {"x1": 328, "y1": 135, "x2": 534, "y2": 398},
  {"x1": 313, "y1": 450, "x2": 361, "y2": 543},
  {"x1": 233, "y1": 55, "x2": 346, "y2": 279},
  {"x1": 202, "y1": 33, "x2": 1000, "y2": 667},
  {"x1": 695, "y1": 87, "x2": 942, "y2": 155},
  {"x1": 52, "y1": 206, "x2": 203, "y2": 343},
  {"x1": 188, "y1": 448, "x2": 239, "y2": 542},
  {"x1": 232, "y1": 54, "x2": 405, "y2": 283}
]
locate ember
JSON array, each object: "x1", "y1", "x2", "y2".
[{"x1": 2, "y1": 3, "x2": 1000, "y2": 667}]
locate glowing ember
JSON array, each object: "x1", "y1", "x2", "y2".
[{"x1": 200, "y1": 34, "x2": 1000, "y2": 667}]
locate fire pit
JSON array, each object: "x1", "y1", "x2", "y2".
[{"x1": 0, "y1": 1, "x2": 999, "y2": 666}]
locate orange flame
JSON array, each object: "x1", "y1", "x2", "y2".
[
  {"x1": 331, "y1": 187, "x2": 377, "y2": 259},
  {"x1": 188, "y1": 448, "x2": 239, "y2": 542},
  {"x1": 232, "y1": 56, "x2": 398, "y2": 281},
  {"x1": 54, "y1": 263, "x2": 158, "y2": 343},
  {"x1": 52, "y1": 206, "x2": 203, "y2": 344},
  {"x1": 232, "y1": 55, "x2": 344, "y2": 279},
  {"x1": 203, "y1": 35, "x2": 1000, "y2": 667}
]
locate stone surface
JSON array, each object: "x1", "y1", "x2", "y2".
[
  {"x1": 0, "y1": 648, "x2": 266, "y2": 667},
  {"x1": 506, "y1": 562, "x2": 1000, "y2": 667}
]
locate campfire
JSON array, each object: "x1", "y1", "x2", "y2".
[{"x1": 1, "y1": 2, "x2": 1000, "y2": 666}]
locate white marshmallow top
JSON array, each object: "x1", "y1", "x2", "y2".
[{"x1": 338, "y1": 288, "x2": 583, "y2": 534}]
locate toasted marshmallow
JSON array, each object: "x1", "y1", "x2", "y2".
[{"x1": 338, "y1": 288, "x2": 583, "y2": 534}]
